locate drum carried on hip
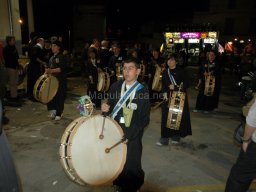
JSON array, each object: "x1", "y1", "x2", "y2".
[
  {"x1": 139, "y1": 62, "x2": 146, "y2": 82},
  {"x1": 33, "y1": 74, "x2": 59, "y2": 104},
  {"x1": 204, "y1": 74, "x2": 215, "y2": 96},
  {"x1": 116, "y1": 63, "x2": 123, "y2": 81},
  {"x1": 97, "y1": 71, "x2": 110, "y2": 92},
  {"x1": 59, "y1": 114, "x2": 127, "y2": 186},
  {"x1": 167, "y1": 82, "x2": 185, "y2": 130},
  {"x1": 152, "y1": 65, "x2": 163, "y2": 92}
]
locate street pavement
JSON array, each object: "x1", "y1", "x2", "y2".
[{"x1": 3, "y1": 66, "x2": 255, "y2": 192}]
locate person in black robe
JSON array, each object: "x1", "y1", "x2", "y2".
[
  {"x1": 108, "y1": 43, "x2": 125, "y2": 84},
  {"x1": 101, "y1": 57, "x2": 150, "y2": 192},
  {"x1": 0, "y1": 100, "x2": 21, "y2": 192},
  {"x1": 27, "y1": 38, "x2": 47, "y2": 101},
  {"x1": 45, "y1": 40, "x2": 67, "y2": 121},
  {"x1": 86, "y1": 48, "x2": 102, "y2": 108},
  {"x1": 193, "y1": 50, "x2": 222, "y2": 113},
  {"x1": 156, "y1": 53, "x2": 192, "y2": 145}
]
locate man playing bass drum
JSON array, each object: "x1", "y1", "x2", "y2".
[
  {"x1": 101, "y1": 57, "x2": 150, "y2": 192},
  {"x1": 156, "y1": 53, "x2": 192, "y2": 145}
]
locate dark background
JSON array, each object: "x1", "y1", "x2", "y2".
[{"x1": 19, "y1": 0, "x2": 209, "y2": 44}]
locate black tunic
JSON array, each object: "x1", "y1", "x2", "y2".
[
  {"x1": 46, "y1": 53, "x2": 67, "y2": 116},
  {"x1": 161, "y1": 66, "x2": 192, "y2": 138},
  {"x1": 195, "y1": 60, "x2": 222, "y2": 111},
  {"x1": 27, "y1": 44, "x2": 45, "y2": 98},
  {"x1": 107, "y1": 80, "x2": 150, "y2": 191},
  {"x1": 86, "y1": 59, "x2": 101, "y2": 107}
]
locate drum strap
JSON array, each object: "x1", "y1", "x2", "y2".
[
  {"x1": 168, "y1": 68, "x2": 177, "y2": 86},
  {"x1": 111, "y1": 81, "x2": 143, "y2": 119}
]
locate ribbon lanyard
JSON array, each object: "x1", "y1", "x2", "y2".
[
  {"x1": 168, "y1": 68, "x2": 177, "y2": 86},
  {"x1": 111, "y1": 81, "x2": 143, "y2": 119}
]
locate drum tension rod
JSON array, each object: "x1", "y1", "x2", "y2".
[{"x1": 105, "y1": 138, "x2": 126, "y2": 153}]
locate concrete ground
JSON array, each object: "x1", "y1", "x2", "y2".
[{"x1": 3, "y1": 67, "x2": 255, "y2": 192}]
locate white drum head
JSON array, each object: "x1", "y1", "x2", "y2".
[{"x1": 61, "y1": 115, "x2": 127, "y2": 186}]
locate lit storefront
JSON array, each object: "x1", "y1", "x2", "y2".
[{"x1": 163, "y1": 31, "x2": 218, "y2": 65}]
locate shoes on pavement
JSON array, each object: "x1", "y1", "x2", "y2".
[
  {"x1": 156, "y1": 138, "x2": 169, "y2": 146},
  {"x1": 171, "y1": 140, "x2": 180, "y2": 144},
  {"x1": 54, "y1": 116, "x2": 62, "y2": 121},
  {"x1": 171, "y1": 136, "x2": 181, "y2": 144},
  {"x1": 193, "y1": 109, "x2": 202, "y2": 113},
  {"x1": 49, "y1": 110, "x2": 56, "y2": 119}
]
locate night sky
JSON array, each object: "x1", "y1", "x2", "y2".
[{"x1": 20, "y1": 0, "x2": 209, "y2": 42}]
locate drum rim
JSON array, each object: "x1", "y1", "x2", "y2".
[
  {"x1": 60, "y1": 116, "x2": 87, "y2": 185},
  {"x1": 60, "y1": 114, "x2": 127, "y2": 186},
  {"x1": 152, "y1": 65, "x2": 162, "y2": 91},
  {"x1": 97, "y1": 72, "x2": 110, "y2": 92},
  {"x1": 204, "y1": 75, "x2": 215, "y2": 96},
  {"x1": 167, "y1": 91, "x2": 186, "y2": 130}
]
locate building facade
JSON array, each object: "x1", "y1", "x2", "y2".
[{"x1": 193, "y1": 0, "x2": 256, "y2": 43}]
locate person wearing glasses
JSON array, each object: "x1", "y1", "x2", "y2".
[{"x1": 101, "y1": 57, "x2": 150, "y2": 192}]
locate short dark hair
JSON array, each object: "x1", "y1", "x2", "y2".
[
  {"x1": 123, "y1": 57, "x2": 140, "y2": 69},
  {"x1": 52, "y1": 40, "x2": 64, "y2": 52},
  {"x1": 166, "y1": 53, "x2": 178, "y2": 61}
]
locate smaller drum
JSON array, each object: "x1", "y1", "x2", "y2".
[
  {"x1": 152, "y1": 65, "x2": 163, "y2": 92},
  {"x1": 18, "y1": 56, "x2": 29, "y2": 86},
  {"x1": 167, "y1": 83, "x2": 185, "y2": 130},
  {"x1": 97, "y1": 71, "x2": 110, "y2": 92},
  {"x1": 116, "y1": 64, "x2": 123, "y2": 81},
  {"x1": 17, "y1": 64, "x2": 28, "y2": 85},
  {"x1": 139, "y1": 62, "x2": 146, "y2": 82},
  {"x1": 33, "y1": 74, "x2": 59, "y2": 104},
  {"x1": 204, "y1": 75, "x2": 215, "y2": 96},
  {"x1": 59, "y1": 115, "x2": 127, "y2": 186}
]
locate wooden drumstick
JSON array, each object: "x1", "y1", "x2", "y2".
[
  {"x1": 99, "y1": 113, "x2": 107, "y2": 139},
  {"x1": 105, "y1": 138, "x2": 126, "y2": 153}
]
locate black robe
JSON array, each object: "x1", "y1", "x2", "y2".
[
  {"x1": 46, "y1": 53, "x2": 67, "y2": 116},
  {"x1": 86, "y1": 59, "x2": 101, "y2": 108},
  {"x1": 195, "y1": 60, "x2": 222, "y2": 111},
  {"x1": 161, "y1": 66, "x2": 192, "y2": 138},
  {"x1": 106, "y1": 80, "x2": 150, "y2": 191},
  {"x1": 27, "y1": 44, "x2": 45, "y2": 98}
]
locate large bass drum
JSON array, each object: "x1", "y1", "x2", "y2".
[
  {"x1": 167, "y1": 83, "x2": 186, "y2": 130},
  {"x1": 152, "y1": 65, "x2": 163, "y2": 92},
  {"x1": 97, "y1": 71, "x2": 110, "y2": 92},
  {"x1": 33, "y1": 74, "x2": 59, "y2": 104},
  {"x1": 59, "y1": 114, "x2": 127, "y2": 186}
]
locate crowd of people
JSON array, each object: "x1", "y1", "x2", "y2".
[{"x1": 1, "y1": 33, "x2": 256, "y2": 192}]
